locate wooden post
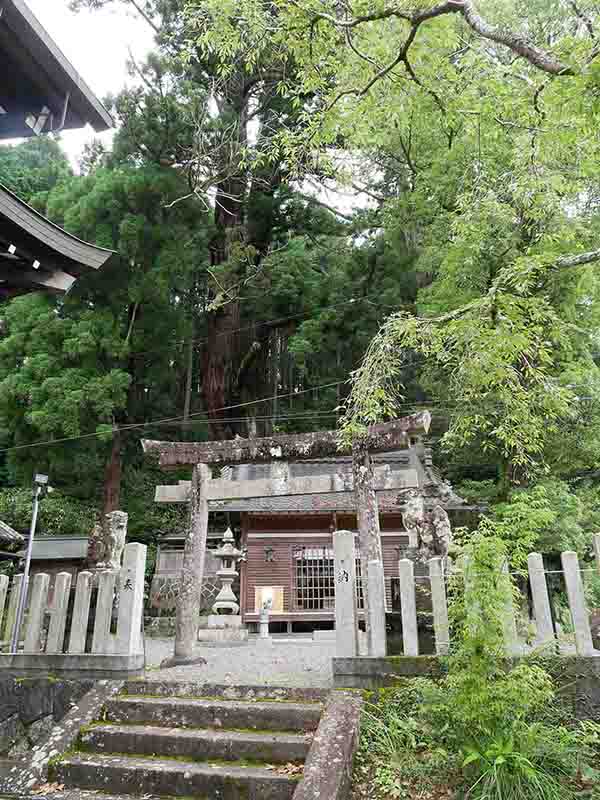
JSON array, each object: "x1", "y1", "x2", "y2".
[
  {"x1": 353, "y1": 442, "x2": 384, "y2": 655},
  {"x1": 166, "y1": 462, "x2": 210, "y2": 667}
]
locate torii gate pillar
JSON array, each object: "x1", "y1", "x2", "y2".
[{"x1": 162, "y1": 462, "x2": 210, "y2": 667}]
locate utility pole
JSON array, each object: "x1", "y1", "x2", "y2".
[{"x1": 10, "y1": 473, "x2": 48, "y2": 653}]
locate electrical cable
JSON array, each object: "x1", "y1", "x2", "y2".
[
  {"x1": 3, "y1": 388, "x2": 599, "y2": 456},
  {"x1": 0, "y1": 380, "x2": 346, "y2": 455}
]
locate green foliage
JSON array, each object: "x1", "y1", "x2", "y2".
[
  {"x1": 0, "y1": 487, "x2": 95, "y2": 537},
  {"x1": 456, "y1": 480, "x2": 599, "y2": 569},
  {"x1": 355, "y1": 534, "x2": 588, "y2": 799},
  {"x1": 461, "y1": 725, "x2": 579, "y2": 800},
  {"x1": 421, "y1": 535, "x2": 555, "y2": 742},
  {"x1": 0, "y1": 137, "x2": 72, "y2": 201},
  {"x1": 194, "y1": 0, "x2": 600, "y2": 492},
  {"x1": 0, "y1": 162, "x2": 211, "y2": 501}
]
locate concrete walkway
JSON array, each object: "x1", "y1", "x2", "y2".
[{"x1": 143, "y1": 636, "x2": 336, "y2": 688}]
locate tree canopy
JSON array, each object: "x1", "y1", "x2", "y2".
[{"x1": 1, "y1": 0, "x2": 600, "y2": 555}]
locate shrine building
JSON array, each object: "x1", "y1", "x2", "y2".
[
  {"x1": 0, "y1": 0, "x2": 117, "y2": 295},
  {"x1": 147, "y1": 421, "x2": 472, "y2": 635}
]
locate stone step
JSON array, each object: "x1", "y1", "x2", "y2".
[
  {"x1": 123, "y1": 680, "x2": 328, "y2": 704},
  {"x1": 55, "y1": 752, "x2": 299, "y2": 800},
  {"x1": 80, "y1": 723, "x2": 311, "y2": 763},
  {"x1": 106, "y1": 695, "x2": 321, "y2": 733}
]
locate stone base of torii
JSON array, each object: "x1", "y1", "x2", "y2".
[{"x1": 142, "y1": 412, "x2": 432, "y2": 665}]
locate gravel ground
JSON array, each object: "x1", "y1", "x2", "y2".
[{"x1": 143, "y1": 636, "x2": 336, "y2": 688}]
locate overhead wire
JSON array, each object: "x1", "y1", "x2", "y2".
[
  {"x1": 0, "y1": 380, "x2": 346, "y2": 455},
  {"x1": 3, "y1": 387, "x2": 600, "y2": 457},
  {"x1": 115, "y1": 294, "x2": 409, "y2": 360}
]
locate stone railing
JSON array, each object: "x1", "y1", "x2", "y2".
[
  {"x1": 0, "y1": 542, "x2": 146, "y2": 677},
  {"x1": 333, "y1": 531, "x2": 600, "y2": 659}
]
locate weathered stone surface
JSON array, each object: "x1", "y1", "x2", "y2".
[
  {"x1": 399, "y1": 558, "x2": 419, "y2": 656},
  {"x1": 293, "y1": 690, "x2": 362, "y2": 800},
  {"x1": 69, "y1": 571, "x2": 93, "y2": 655},
  {"x1": 87, "y1": 511, "x2": 128, "y2": 571},
  {"x1": 142, "y1": 412, "x2": 432, "y2": 469},
  {"x1": 52, "y1": 680, "x2": 94, "y2": 722},
  {"x1": 367, "y1": 560, "x2": 387, "y2": 658},
  {"x1": 353, "y1": 445, "x2": 383, "y2": 653},
  {"x1": 144, "y1": 616, "x2": 176, "y2": 637},
  {"x1": 1, "y1": 680, "x2": 123, "y2": 794},
  {"x1": 105, "y1": 696, "x2": 322, "y2": 733},
  {"x1": 81, "y1": 723, "x2": 311, "y2": 764},
  {"x1": 333, "y1": 656, "x2": 443, "y2": 688},
  {"x1": 123, "y1": 681, "x2": 329, "y2": 704},
  {"x1": 92, "y1": 570, "x2": 118, "y2": 655},
  {"x1": 562, "y1": 551, "x2": 596, "y2": 656},
  {"x1": 7, "y1": 730, "x2": 29, "y2": 758},
  {"x1": 46, "y1": 571, "x2": 72, "y2": 654},
  {"x1": 0, "y1": 677, "x2": 93, "y2": 758},
  {"x1": 197, "y1": 628, "x2": 249, "y2": 643},
  {"x1": 0, "y1": 714, "x2": 24, "y2": 754},
  {"x1": 429, "y1": 557, "x2": 450, "y2": 655},
  {"x1": 0, "y1": 680, "x2": 19, "y2": 723},
  {"x1": 24, "y1": 572, "x2": 49, "y2": 654},
  {"x1": 56, "y1": 752, "x2": 298, "y2": 800},
  {"x1": 168, "y1": 462, "x2": 210, "y2": 667},
  {"x1": 528, "y1": 552, "x2": 555, "y2": 650},
  {"x1": 19, "y1": 677, "x2": 54, "y2": 724},
  {"x1": 27, "y1": 713, "x2": 55, "y2": 745},
  {"x1": 0, "y1": 652, "x2": 144, "y2": 678},
  {"x1": 116, "y1": 542, "x2": 146, "y2": 656},
  {"x1": 401, "y1": 490, "x2": 453, "y2": 562},
  {"x1": 333, "y1": 530, "x2": 359, "y2": 659},
  {"x1": 158, "y1": 465, "x2": 413, "y2": 503}
]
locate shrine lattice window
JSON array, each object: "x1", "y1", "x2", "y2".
[{"x1": 292, "y1": 546, "x2": 364, "y2": 611}]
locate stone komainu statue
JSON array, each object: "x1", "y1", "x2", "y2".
[
  {"x1": 430, "y1": 503, "x2": 452, "y2": 558},
  {"x1": 87, "y1": 510, "x2": 128, "y2": 570},
  {"x1": 400, "y1": 489, "x2": 453, "y2": 561}
]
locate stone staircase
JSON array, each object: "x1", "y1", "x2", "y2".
[{"x1": 53, "y1": 681, "x2": 327, "y2": 800}]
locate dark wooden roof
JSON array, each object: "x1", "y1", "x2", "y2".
[
  {"x1": 0, "y1": 0, "x2": 113, "y2": 138},
  {"x1": 0, "y1": 183, "x2": 118, "y2": 295},
  {"x1": 15, "y1": 535, "x2": 88, "y2": 560}
]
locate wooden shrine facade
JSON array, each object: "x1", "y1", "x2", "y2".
[{"x1": 240, "y1": 511, "x2": 410, "y2": 630}]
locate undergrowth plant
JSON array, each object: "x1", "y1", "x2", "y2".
[
  {"x1": 355, "y1": 533, "x2": 593, "y2": 800},
  {"x1": 421, "y1": 533, "x2": 581, "y2": 800}
]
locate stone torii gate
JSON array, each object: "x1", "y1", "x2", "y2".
[{"x1": 142, "y1": 411, "x2": 431, "y2": 666}]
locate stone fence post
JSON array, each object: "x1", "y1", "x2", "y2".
[{"x1": 333, "y1": 530, "x2": 359, "y2": 658}]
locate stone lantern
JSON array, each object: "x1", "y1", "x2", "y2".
[
  {"x1": 198, "y1": 526, "x2": 248, "y2": 644},
  {"x1": 212, "y1": 526, "x2": 242, "y2": 615}
]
